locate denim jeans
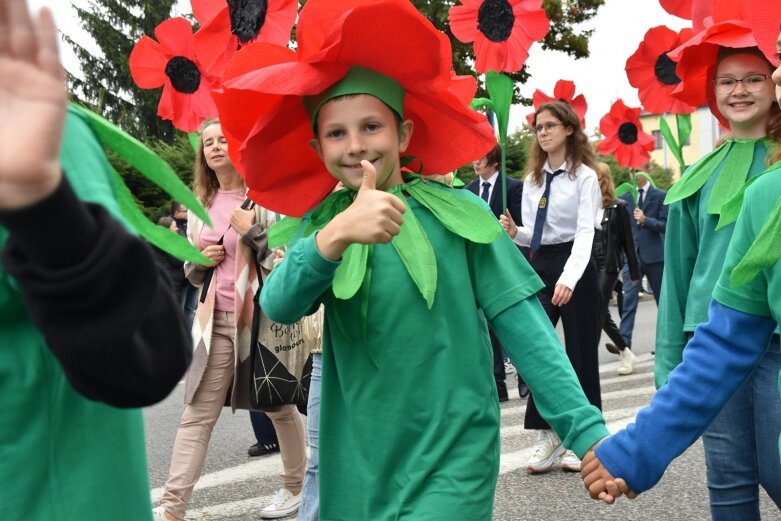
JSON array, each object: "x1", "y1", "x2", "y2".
[
  {"x1": 180, "y1": 282, "x2": 199, "y2": 332},
  {"x1": 702, "y1": 336, "x2": 781, "y2": 520},
  {"x1": 297, "y1": 353, "x2": 321, "y2": 521},
  {"x1": 619, "y1": 260, "x2": 662, "y2": 346}
]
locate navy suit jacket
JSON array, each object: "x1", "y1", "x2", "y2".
[
  {"x1": 465, "y1": 174, "x2": 523, "y2": 226},
  {"x1": 620, "y1": 185, "x2": 667, "y2": 264}
]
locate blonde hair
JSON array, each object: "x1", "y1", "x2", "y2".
[
  {"x1": 595, "y1": 162, "x2": 616, "y2": 208},
  {"x1": 192, "y1": 119, "x2": 245, "y2": 207},
  {"x1": 527, "y1": 101, "x2": 597, "y2": 186}
]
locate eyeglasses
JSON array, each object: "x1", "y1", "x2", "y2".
[
  {"x1": 713, "y1": 74, "x2": 770, "y2": 95},
  {"x1": 534, "y1": 122, "x2": 562, "y2": 134}
]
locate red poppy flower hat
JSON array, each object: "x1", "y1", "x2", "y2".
[
  {"x1": 667, "y1": 1, "x2": 770, "y2": 127},
  {"x1": 744, "y1": 0, "x2": 781, "y2": 68},
  {"x1": 597, "y1": 99, "x2": 655, "y2": 169},
  {"x1": 214, "y1": 0, "x2": 497, "y2": 217}
]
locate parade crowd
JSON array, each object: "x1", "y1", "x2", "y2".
[{"x1": 2, "y1": 0, "x2": 781, "y2": 520}]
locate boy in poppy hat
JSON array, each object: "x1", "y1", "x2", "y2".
[{"x1": 216, "y1": 0, "x2": 608, "y2": 518}]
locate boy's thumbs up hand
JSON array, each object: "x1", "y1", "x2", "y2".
[
  {"x1": 359, "y1": 160, "x2": 377, "y2": 192},
  {"x1": 315, "y1": 161, "x2": 406, "y2": 260}
]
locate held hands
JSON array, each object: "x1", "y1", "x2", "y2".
[
  {"x1": 230, "y1": 207, "x2": 255, "y2": 236},
  {"x1": 317, "y1": 160, "x2": 406, "y2": 260},
  {"x1": 581, "y1": 444, "x2": 637, "y2": 504},
  {"x1": 0, "y1": 0, "x2": 67, "y2": 209},
  {"x1": 201, "y1": 244, "x2": 225, "y2": 267},
  {"x1": 633, "y1": 208, "x2": 645, "y2": 225},
  {"x1": 499, "y1": 210, "x2": 517, "y2": 238}
]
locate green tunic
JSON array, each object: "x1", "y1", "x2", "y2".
[
  {"x1": 0, "y1": 108, "x2": 153, "y2": 520},
  {"x1": 656, "y1": 139, "x2": 769, "y2": 387},
  {"x1": 261, "y1": 185, "x2": 608, "y2": 520}
]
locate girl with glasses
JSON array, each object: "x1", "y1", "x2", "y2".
[{"x1": 500, "y1": 101, "x2": 603, "y2": 474}]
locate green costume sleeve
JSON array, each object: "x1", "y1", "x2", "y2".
[
  {"x1": 655, "y1": 199, "x2": 698, "y2": 388},
  {"x1": 492, "y1": 298, "x2": 609, "y2": 457}
]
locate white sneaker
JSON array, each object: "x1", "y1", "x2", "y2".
[
  {"x1": 260, "y1": 488, "x2": 301, "y2": 519},
  {"x1": 527, "y1": 430, "x2": 564, "y2": 474},
  {"x1": 560, "y1": 450, "x2": 581, "y2": 472},
  {"x1": 617, "y1": 348, "x2": 637, "y2": 375},
  {"x1": 152, "y1": 507, "x2": 174, "y2": 521}
]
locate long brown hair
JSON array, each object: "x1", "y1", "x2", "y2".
[
  {"x1": 527, "y1": 101, "x2": 597, "y2": 186},
  {"x1": 192, "y1": 119, "x2": 246, "y2": 207},
  {"x1": 595, "y1": 162, "x2": 616, "y2": 208}
]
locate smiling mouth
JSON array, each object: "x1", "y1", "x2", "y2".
[{"x1": 343, "y1": 159, "x2": 379, "y2": 169}]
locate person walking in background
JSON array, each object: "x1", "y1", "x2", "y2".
[
  {"x1": 153, "y1": 121, "x2": 306, "y2": 521},
  {"x1": 655, "y1": 33, "x2": 781, "y2": 517},
  {"x1": 593, "y1": 163, "x2": 640, "y2": 375},
  {"x1": 466, "y1": 144, "x2": 529, "y2": 400},
  {"x1": 171, "y1": 201, "x2": 199, "y2": 330},
  {"x1": 618, "y1": 171, "x2": 667, "y2": 350},
  {"x1": 501, "y1": 101, "x2": 603, "y2": 474},
  {"x1": 0, "y1": 1, "x2": 192, "y2": 518}
]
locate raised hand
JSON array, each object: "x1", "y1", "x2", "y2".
[
  {"x1": 581, "y1": 448, "x2": 637, "y2": 504},
  {"x1": 317, "y1": 160, "x2": 406, "y2": 260},
  {"x1": 0, "y1": 0, "x2": 68, "y2": 209}
]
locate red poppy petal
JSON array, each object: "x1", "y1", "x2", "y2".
[
  {"x1": 659, "y1": 0, "x2": 692, "y2": 19},
  {"x1": 156, "y1": 84, "x2": 175, "y2": 122},
  {"x1": 129, "y1": 36, "x2": 168, "y2": 88},
  {"x1": 448, "y1": 3, "x2": 480, "y2": 43},
  {"x1": 257, "y1": 0, "x2": 298, "y2": 46},
  {"x1": 193, "y1": 15, "x2": 235, "y2": 79},
  {"x1": 190, "y1": 0, "x2": 226, "y2": 25},
  {"x1": 553, "y1": 80, "x2": 576, "y2": 101},
  {"x1": 448, "y1": 73, "x2": 478, "y2": 107},
  {"x1": 154, "y1": 17, "x2": 196, "y2": 58},
  {"x1": 745, "y1": 0, "x2": 781, "y2": 66},
  {"x1": 532, "y1": 90, "x2": 555, "y2": 108}
]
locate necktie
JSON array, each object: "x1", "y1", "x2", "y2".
[
  {"x1": 638, "y1": 188, "x2": 645, "y2": 209},
  {"x1": 529, "y1": 169, "x2": 564, "y2": 256},
  {"x1": 481, "y1": 181, "x2": 491, "y2": 203}
]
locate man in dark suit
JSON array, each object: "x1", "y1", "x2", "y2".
[
  {"x1": 618, "y1": 172, "x2": 668, "y2": 348},
  {"x1": 465, "y1": 145, "x2": 526, "y2": 401}
]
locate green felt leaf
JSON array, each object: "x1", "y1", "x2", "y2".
[
  {"x1": 406, "y1": 180, "x2": 501, "y2": 244},
  {"x1": 390, "y1": 194, "x2": 437, "y2": 309},
  {"x1": 716, "y1": 175, "x2": 761, "y2": 230},
  {"x1": 677, "y1": 113, "x2": 693, "y2": 149},
  {"x1": 268, "y1": 217, "x2": 303, "y2": 249},
  {"x1": 110, "y1": 168, "x2": 209, "y2": 263},
  {"x1": 706, "y1": 140, "x2": 755, "y2": 215},
  {"x1": 615, "y1": 182, "x2": 638, "y2": 204},
  {"x1": 485, "y1": 71, "x2": 513, "y2": 143},
  {"x1": 731, "y1": 197, "x2": 781, "y2": 287},
  {"x1": 333, "y1": 243, "x2": 369, "y2": 300},
  {"x1": 659, "y1": 116, "x2": 685, "y2": 171},
  {"x1": 665, "y1": 141, "x2": 732, "y2": 205},
  {"x1": 470, "y1": 97, "x2": 495, "y2": 112},
  {"x1": 187, "y1": 132, "x2": 200, "y2": 153},
  {"x1": 70, "y1": 103, "x2": 211, "y2": 226}
]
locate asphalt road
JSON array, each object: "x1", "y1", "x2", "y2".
[{"x1": 145, "y1": 297, "x2": 778, "y2": 520}]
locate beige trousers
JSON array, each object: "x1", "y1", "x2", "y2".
[{"x1": 160, "y1": 311, "x2": 307, "y2": 519}]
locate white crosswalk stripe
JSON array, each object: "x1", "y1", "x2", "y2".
[{"x1": 153, "y1": 355, "x2": 658, "y2": 520}]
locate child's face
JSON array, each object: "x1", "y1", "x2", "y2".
[
  {"x1": 774, "y1": 29, "x2": 781, "y2": 107},
  {"x1": 714, "y1": 53, "x2": 775, "y2": 133},
  {"x1": 310, "y1": 94, "x2": 413, "y2": 191}
]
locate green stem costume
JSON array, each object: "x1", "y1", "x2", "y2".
[{"x1": 261, "y1": 178, "x2": 607, "y2": 520}]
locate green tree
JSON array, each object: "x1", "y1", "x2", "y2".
[
  {"x1": 597, "y1": 153, "x2": 675, "y2": 192},
  {"x1": 454, "y1": 127, "x2": 533, "y2": 185},
  {"x1": 64, "y1": 0, "x2": 177, "y2": 141}
]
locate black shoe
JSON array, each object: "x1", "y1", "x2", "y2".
[
  {"x1": 516, "y1": 374, "x2": 530, "y2": 399},
  {"x1": 497, "y1": 381, "x2": 509, "y2": 402},
  {"x1": 605, "y1": 343, "x2": 621, "y2": 355},
  {"x1": 248, "y1": 442, "x2": 280, "y2": 457}
]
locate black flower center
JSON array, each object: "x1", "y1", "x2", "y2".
[
  {"x1": 477, "y1": 0, "x2": 515, "y2": 43},
  {"x1": 228, "y1": 0, "x2": 268, "y2": 44},
  {"x1": 618, "y1": 122, "x2": 639, "y2": 145},
  {"x1": 165, "y1": 56, "x2": 201, "y2": 94},
  {"x1": 654, "y1": 52, "x2": 681, "y2": 86}
]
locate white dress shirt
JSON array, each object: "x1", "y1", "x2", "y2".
[
  {"x1": 478, "y1": 171, "x2": 500, "y2": 203},
  {"x1": 512, "y1": 160, "x2": 601, "y2": 290}
]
